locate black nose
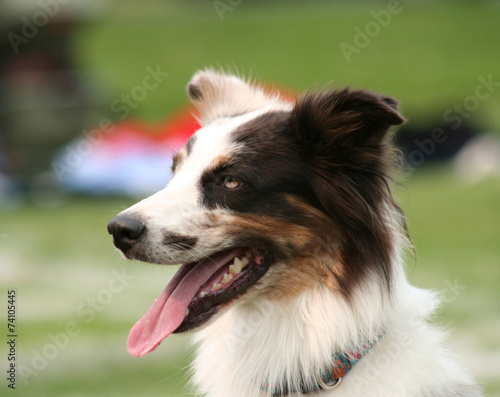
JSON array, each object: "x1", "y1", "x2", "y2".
[{"x1": 107, "y1": 214, "x2": 145, "y2": 254}]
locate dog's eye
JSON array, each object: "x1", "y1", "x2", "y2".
[{"x1": 222, "y1": 175, "x2": 241, "y2": 189}]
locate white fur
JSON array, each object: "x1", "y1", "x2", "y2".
[{"x1": 187, "y1": 69, "x2": 287, "y2": 125}]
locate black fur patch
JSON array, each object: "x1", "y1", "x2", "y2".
[
  {"x1": 292, "y1": 88, "x2": 405, "y2": 294},
  {"x1": 199, "y1": 111, "x2": 320, "y2": 224}
]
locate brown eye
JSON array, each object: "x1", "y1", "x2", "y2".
[{"x1": 222, "y1": 175, "x2": 241, "y2": 189}]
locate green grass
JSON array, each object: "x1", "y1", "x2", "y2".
[
  {"x1": 400, "y1": 171, "x2": 500, "y2": 326},
  {"x1": 74, "y1": 0, "x2": 500, "y2": 130}
]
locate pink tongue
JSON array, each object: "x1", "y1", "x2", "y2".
[{"x1": 127, "y1": 250, "x2": 238, "y2": 357}]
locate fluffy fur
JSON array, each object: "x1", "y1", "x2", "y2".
[{"x1": 110, "y1": 70, "x2": 482, "y2": 397}]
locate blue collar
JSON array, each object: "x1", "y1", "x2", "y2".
[{"x1": 261, "y1": 333, "x2": 384, "y2": 396}]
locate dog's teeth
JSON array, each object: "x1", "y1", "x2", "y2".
[
  {"x1": 199, "y1": 291, "x2": 207, "y2": 298},
  {"x1": 222, "y1": 273, "x2": 233, "y2": 284},
  {"x1": 233, "y1": 257, "x2": 244, "y2": 273},
  {"x1": 245, "y1": 249, "x2": 252, "y2": 258},
  {"x1": 210, "y1": 283, "x2": 222, "y2": 292},
  {"x1": 230, "y1": 256, "x2": 249, "y2": 275},
  {"x1": 229, "y1": 264, "x2": 240, "y2": 275},
  {"x1": 185, "y1": 309, "x2": 190, "y2": 317}
]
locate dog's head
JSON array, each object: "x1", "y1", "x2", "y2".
[{"x1": 107, "y1": 70, "x2": 404, "y2": 357}]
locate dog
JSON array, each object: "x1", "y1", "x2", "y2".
[{"x1": 107, "y1": 70, "x2": 482, "y2": 397}]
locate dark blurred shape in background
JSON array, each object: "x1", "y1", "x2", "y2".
[
  {"x1": 397, "y1": 120, "x2": 500, "y2": 183},
  {"x1": 0, "y1": 1, "x2": 102, "y2": 203},
  {"x1": 0, "y1": 0, "x2": 105, "y2": 205}
]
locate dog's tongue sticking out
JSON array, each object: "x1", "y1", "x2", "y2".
[{"x1": 127, "y1": 251, "x2": 238, "y2": 357}]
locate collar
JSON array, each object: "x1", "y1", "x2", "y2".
[{"x1": 261, "y1": 332, "x2": 384, "y2": 396}]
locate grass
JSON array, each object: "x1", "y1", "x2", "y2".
[
  {"x1": 73, "y1": 0, "x2": 500, "y2": 129},
  {"x1": 3, "y1": 1, "x2": 500, "y2": 395},
  {"x1": 400, "y1": 171, "x2": 500, "y2": 326}
]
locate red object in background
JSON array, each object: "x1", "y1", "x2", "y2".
[
  {"x1": 102, "y1": 107, "x2": 200, "y2": 152},
  {"x1": 157, "y1": 107, "x2": 201, "y2": 148}
]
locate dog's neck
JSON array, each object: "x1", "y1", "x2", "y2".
[
  {"x1": 191, "y1": 277, "x2": 393, "y2": 397},
  {"x1": 190, "y1": 266, "x2": 479, "y2": 397},
  {"x1": 260, "y1": 330, "x2": 384, "y2": 396}
]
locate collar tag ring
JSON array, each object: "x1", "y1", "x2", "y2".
[{"x1": 317, "y1": 375, "x2": 342, "y2": 391}]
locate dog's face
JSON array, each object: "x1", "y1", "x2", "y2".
[{"x1": 107, "y1": 70, "x2": 404, "y2": 357}]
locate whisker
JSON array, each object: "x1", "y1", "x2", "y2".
[{"x1": 167, "y1": 242, "x2": 217, "y2": 269}]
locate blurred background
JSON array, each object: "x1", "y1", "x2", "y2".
[{"x1": 1, "y1": 0, "x2": 499, "y2": 395}]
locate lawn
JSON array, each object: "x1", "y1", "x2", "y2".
[
  {"x1": 74, "y1": 0, "x2": 500, "y2": 129},
  {"x1": 2, "y1": 0, "x2": 500, "y2": 396}
]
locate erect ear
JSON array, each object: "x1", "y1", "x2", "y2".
[
  {"x1": 292, "y1": 87, "x2": 404, "y2": 162},
  {"x1": 187, "y1": 69, "x2": 278, "y2": 126}
]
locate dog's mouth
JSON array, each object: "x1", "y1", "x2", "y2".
[{"x1": 127, "y1": 247, "x2": 270, "y2": 357}]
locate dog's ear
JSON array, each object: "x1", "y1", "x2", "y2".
[
  {"x1": 187, "y1": 69, "x2": 276, "y2": 125},
  {"x1": 291, "y1": 88, "x2": 405, "y2": 293},
  {"x1": 292, "y1": 87, "x2": 404, "y2": 160}
]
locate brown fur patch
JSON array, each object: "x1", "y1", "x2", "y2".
[
  {"x1": 209, "y1": 154, "x2": 231, "y2": 172},
  {"x1": 208, "y1": 195, "x2": 346, "y2": 302},
  {"x1": 171, "y1": 150, "x2": 185, "y2": 173},
  {"x1": 172, "y1": 136, "x2": 197, "y2": 173}
]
